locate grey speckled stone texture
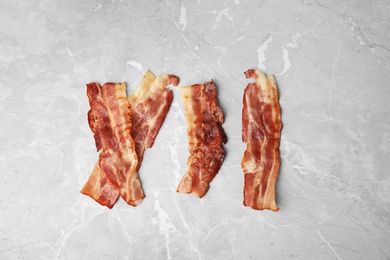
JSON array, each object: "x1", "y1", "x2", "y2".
[{"x1": 1, "y1": 0, "x2": 389, "y2": 259}]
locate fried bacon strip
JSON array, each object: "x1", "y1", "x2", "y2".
[
  {"x1": 177, "y1": 81, "x2": 226, "y2": 197},
  {"x1": 80, "y1": 82, "x2": 142, "y2": 207},
  {"x1": 241, "y1": 69, "x2": 282, "y2": 211},
  {"x1": 129, "y1": 71, "x2": 179, "y2": 169},
  {"x1": 81, "y1": 71, "x2": 179, "y2": 208}
]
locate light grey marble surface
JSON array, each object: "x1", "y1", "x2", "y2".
[{"x1": 1, "y1": 0, "x2": 390, "y2": 259}]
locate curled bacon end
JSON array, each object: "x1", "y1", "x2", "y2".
[{"x1": 168, "y1": 75, "x2": 180, "y2": 87}]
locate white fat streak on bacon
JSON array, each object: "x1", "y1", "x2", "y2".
[
  {"x1": 176, "y1": 86, "x2": 200, "y2": 194},
  {"x1": 180, "y1": 86, "x2": 202, "y2": 153},
  {"x1": 128, "y1": 70, "x2": 156, "y2": 106},
  {"x1": 242, "y1": 69, "x2": 281, "y2": 211}
]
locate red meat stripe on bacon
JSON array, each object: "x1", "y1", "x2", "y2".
[
  {"x1": 81, "y1": 82, "x2": 142, "y2": 207},
  {"x1": 81, "y1": 71, "x2": 179, "y2": 208},
  {"x1": 177, "y1": 81, "x2": 226, "y2": 198},
  {"x1": 241, "y1": 69, "x2": 282, "y2": 211}
]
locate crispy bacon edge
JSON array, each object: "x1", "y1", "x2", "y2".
[
  {"x1": 177, "y1": 81, "x2": 227, "y2": 198},
  {"x1": 241, "y1": 69, "x2": 282, "y2": 211}
]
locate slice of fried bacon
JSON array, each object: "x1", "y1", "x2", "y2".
[
  {"x1": 177, "y1": 81, "x2": 226, "y2": 198},
  {"x1": 81, "y1": 82, "x2": 142, "y2": 207},
  {"x1": 81, "y1": 71, "x2": 179, "y2": 208},
  {"x1": 129, "y1": 71, "x2": 179, "y2": 169},
  {"x1": 241, "y1": 69, "x2": 282, "y2": 211}
]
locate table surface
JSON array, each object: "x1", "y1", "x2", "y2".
[{"x1": 1, "y1": 0, "x2": 390, "y2": 259}]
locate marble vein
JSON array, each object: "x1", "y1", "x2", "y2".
[
  {"x1": 317, "y1": 229, "x2": 343, "y2": 260},
  {"x1": 328, "y1": 35, "x2": 341, "y2": 119},
  {"x1": 257, "y1": 34, "x2": 273, "y2": 72},
  {"x1": 178, "y1": 3, "x2": 187, "y2": 31},
  {"x1": 153, "y1": 191, "x2": 177, "y2": 260}
]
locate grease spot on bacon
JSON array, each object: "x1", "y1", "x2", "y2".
[{"x1": 242, "y1": 69, "x2": 282, "y2": 211}]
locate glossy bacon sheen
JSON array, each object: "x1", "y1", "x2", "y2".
[
  {"x1": 177, "y1": 81, "x2": 226, "y2": 197},
  {"x1": 81, "y1": 82, "x2": 143, "y2": 207},
  {"x1": 242, "y1": 69, "x2": 281, "y2": 211}
]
